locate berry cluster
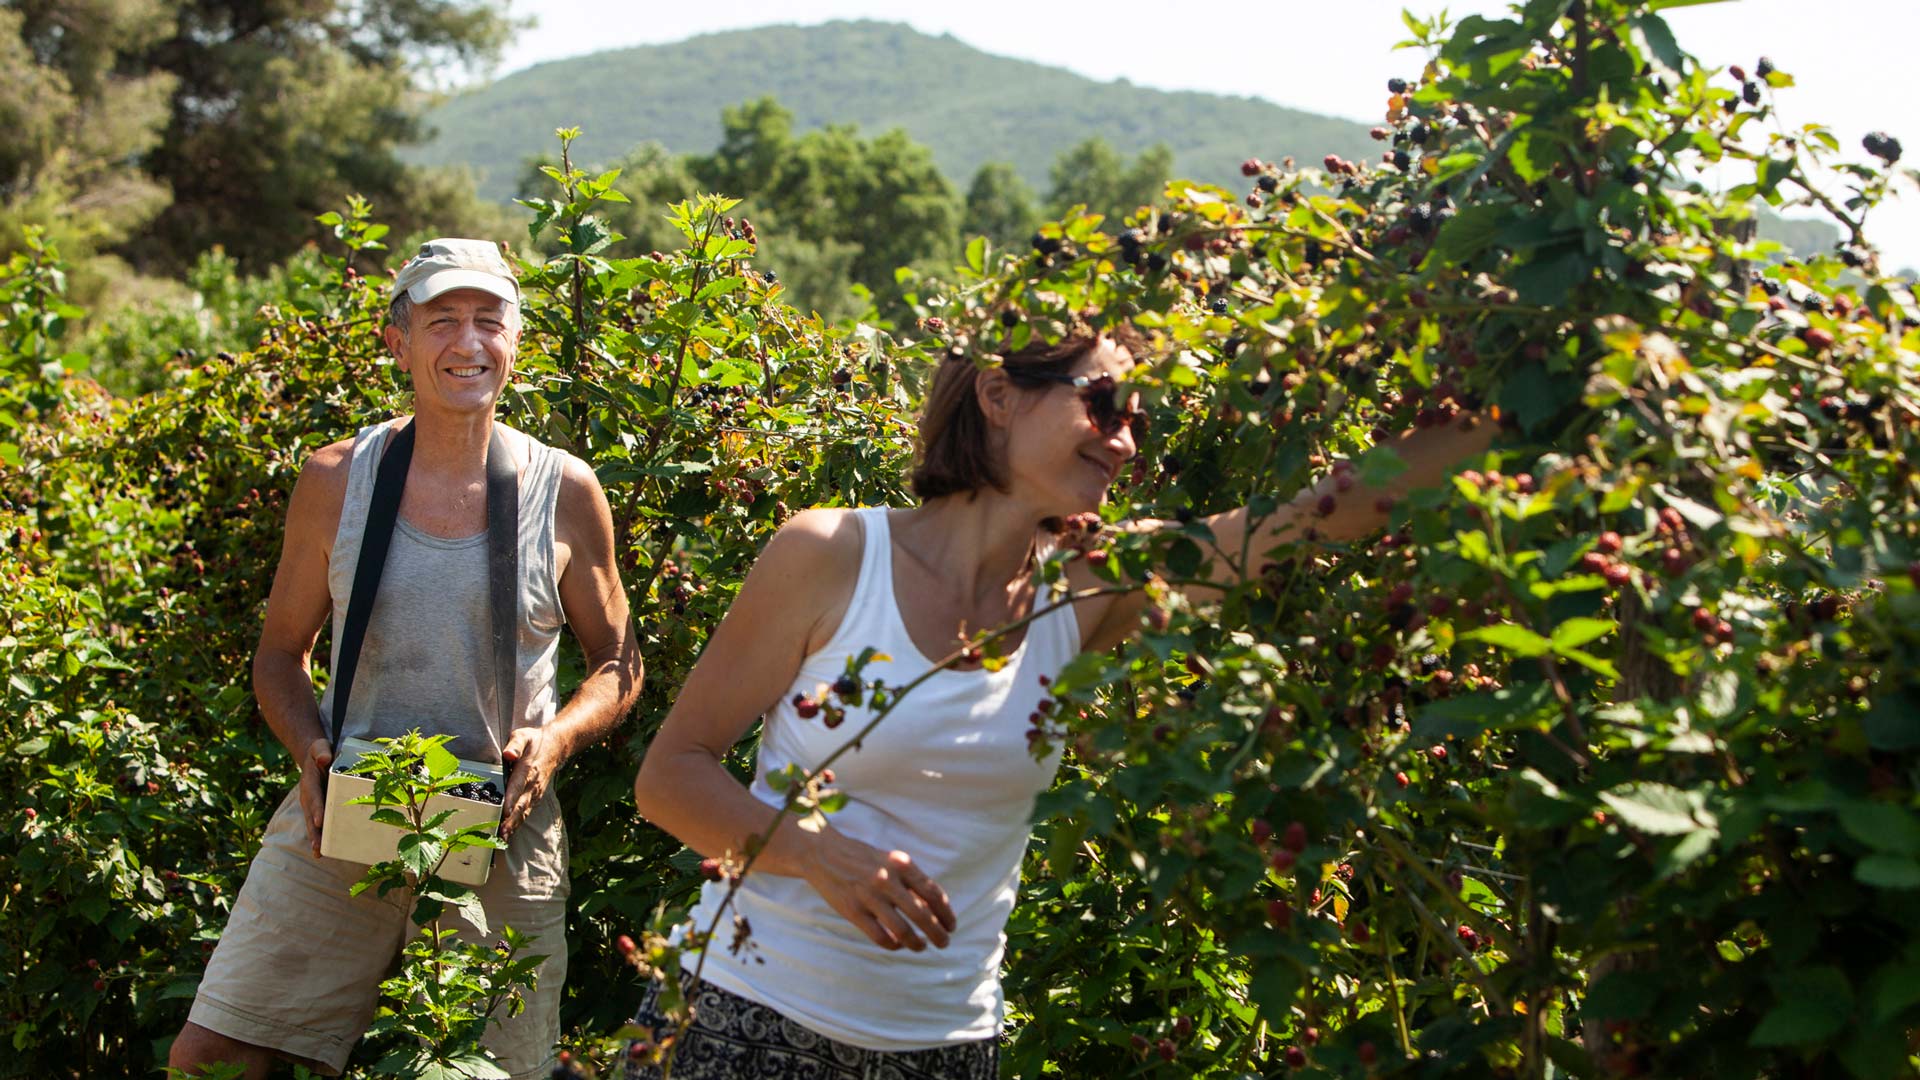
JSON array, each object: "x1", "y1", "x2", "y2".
[{"x1": 445, "y1": 781, "x2": 503, "y2": 805}]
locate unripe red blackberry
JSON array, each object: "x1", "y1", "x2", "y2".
[
  {"x1": 1267, "y1": 899, "x2": 1292, "y2": 928},
  {"x1": 1282, "y1": 820, "x2": 1308, "y2": 852}
]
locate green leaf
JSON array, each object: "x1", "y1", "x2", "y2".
[
  {"x1": 1558, "y1": 648, "x2": 1619, "y2": 680},
  {"x1": 424, "y1": 743, "x2": 459, "y2": 781},
  {"x1": 1749, "y1": 997, "x2": 1848, "y2": 1046},
  {"x1": 1696, "y1": 668, "x2": 1752, "y2": 723},
  {"x1": 1629, "y1": 13, "x2": 1683, "y2": 70},
  {"x1": 448, "y1": 1051, "x2": 512, "y2": 1079},
  {"x1": 1356, "y1": 445, "x2": 1410, "y2": 488},
  {"x1": 1656, "y1": 488, "x2": 1723, "y2": 530},
  {"x1": 1600, "y1": 783, "x2": 1713, "y2": 836},
  {"x1": 1431, "y1": 203, "x2": 1506, "y2": 265},
  {"x1": 1048, "y1": 815, "x2": 1087, "y2": 881},
  {"x1": 1509, "y1": 129, "x2": 1560, "y2": 184},
  {"x1": 1863, "y1": 689, "x2": 1920, "y2": 750},
  {"x1": 1864, "y1": 960, "x2": 1920, "y2": 1023},
  {"x1": 1462, "y1": 624, "x2": 1552, "y2": 657},
  {"x1": 1855, "y1": 854, "x2": 1920, "y2": 889},
  {"x1": 965, "y1": 236, "x2": 986, "y2": 274},
  {"x1": 1248, "y1": 959, "x2": 1302, "y2": 1025},
  {"x1": 693, "y1": 275, "x2": 745, "y2": 303},
  {"x1": 1655, "y1": 829, "x2": 1716, "y2": 878},
  {"x1": 1513, "y1": 249, "x2": 1589, "y2": 307},
  {"x1": 398, "y1": 834, "x2": 443, "y2": 878},
  {"x1": 1750, "y1": 967, "x2": 1852, "y2": 1046},
  {"x1": 1549, "y1": 617, "x2": 1615, "y2": 651},
  {"x1": 1837, "y1": 802, "x2": 1920, "y2": 856}
]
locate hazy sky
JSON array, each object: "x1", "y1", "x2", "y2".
[{"x1": 482, "y1": 0, "x2": 1919, "y2": 269}]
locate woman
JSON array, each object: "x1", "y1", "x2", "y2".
[{"x1": 628, "y1": 325, "x2": 1492, "y2": 1078}]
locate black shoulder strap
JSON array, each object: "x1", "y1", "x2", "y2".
[
  {"x1": 327, "y1": 422, "x2": 521, "y2": 754},
  {"x1": 485, "y1": 425, "x2": 521, "y2": 737},
  {"x1": 330, "y1": 422, "x2": 416, "y2": 752}
]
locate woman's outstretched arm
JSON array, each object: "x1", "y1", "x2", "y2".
[{"x1": 1079, "y1": 414, "x2": 1497, "y2": 652}]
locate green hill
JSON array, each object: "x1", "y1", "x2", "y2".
[
  {"x1": 411, "y1": 19, "x2": 1837, "y2": 257},
  {"x1": 409, "y1": 20, "x2": 1383, "y2": 202}
]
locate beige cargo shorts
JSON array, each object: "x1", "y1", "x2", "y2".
[{"x1": 186, "y1": 786, "x2": 570, "y2": 1078}]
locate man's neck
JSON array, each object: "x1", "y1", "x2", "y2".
[{"x1": 406, "y1": 408, "x2": 494, "y2": 475}]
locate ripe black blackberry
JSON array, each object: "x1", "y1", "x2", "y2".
[
  {"x1": 1863, "y1": 132, "x2": 1903, "y2": 165},
  {"x1": 1409, "y1": 123, "x2": 1430, "y2": 146},
  {"x1": 1742, "y1": 80, "x2": 1761, "y2": 106},
  {"x1": 1144, "y1": 251, "x2": 1169, "y2": 274},
  {"x1": 1256, "y1": 174, "x2": 1278, "y2": 193},
  {"x1": 1387, "y1": 77, "x2": 1409, "y2": 94},
  {"x1": 1393, "y1": 150, "x2": 1411, "y2": 171},
  {"x1": 1209, "y1": 295, "x2": 1229, "y2": 315},
  {"x1": 1755, "y1": 56, "x2": 1775, "y2": 78},
  {"x1": 1000, "y1": 310, "x2": 1020, "y2": 328}
]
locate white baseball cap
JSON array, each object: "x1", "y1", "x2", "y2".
[{"x1": 392, "y1": 238, "x2": 518, "y2": 304}]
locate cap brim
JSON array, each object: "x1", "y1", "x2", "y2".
[{"x1": 404, "y1": 268, "x2": 518, "y2": 304}]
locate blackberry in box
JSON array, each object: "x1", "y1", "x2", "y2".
[{"x1": 319, "y1": 736, "x2": 504, "y2": 886}]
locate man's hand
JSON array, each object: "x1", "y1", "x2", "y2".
[
  {"x1": 297, "y1": 737, "x2": 333, "y2": 858},
  {"x1": 499, "y1": 726, "x2": 560, "y2": 842}
]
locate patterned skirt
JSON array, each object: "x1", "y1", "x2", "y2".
[{"x1": 623, "y1": 977, "x2": 998, "y2": 1080}]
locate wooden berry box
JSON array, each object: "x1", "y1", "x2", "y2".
[{"x1": 319, "y1": 736, "x2": 504, "y2": 886}]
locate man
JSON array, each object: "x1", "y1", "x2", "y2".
[{"x1": 169, "y1": 238, "x2": 643, "y2": 1079}]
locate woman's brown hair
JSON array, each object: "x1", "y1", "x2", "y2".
[{"x1": 909, "y1": 324, "x2": 1145, "y2": 501}]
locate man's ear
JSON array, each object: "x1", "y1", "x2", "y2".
[
  {"x1": 975, "y1": 366, "x2": 1018, "y2": 430},
  {"x1": 382, "y1": 322, "x2": 410, "y2": 371}
]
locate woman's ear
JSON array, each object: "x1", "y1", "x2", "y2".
[{"x1": 975, "y1": 366, "x2": 1018, "y2": 430}]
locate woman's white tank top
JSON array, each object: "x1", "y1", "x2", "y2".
[{"x1": 679, "y1": 506, "x2": 1080, "y2": 1050}]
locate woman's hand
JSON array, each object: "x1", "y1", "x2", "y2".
[{"x1": 802, "y1": 826, "x2": 957, "y2": 952}]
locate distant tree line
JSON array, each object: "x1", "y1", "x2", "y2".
[{"x1": 512, "y1": 97, "x2": 1171, "y2": 322}]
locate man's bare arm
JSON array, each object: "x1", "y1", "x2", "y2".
[{"x1": 499, "y1": 454, "x2": 643, "y2": 839}]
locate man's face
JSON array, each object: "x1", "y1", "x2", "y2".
[{"x1": 385, "y1": 288, "x2": 519, "y2": 418}]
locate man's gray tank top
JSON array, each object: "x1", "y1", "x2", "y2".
[{"x1": 316, "y1": 418, "x2": 572, "y2": 896}]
